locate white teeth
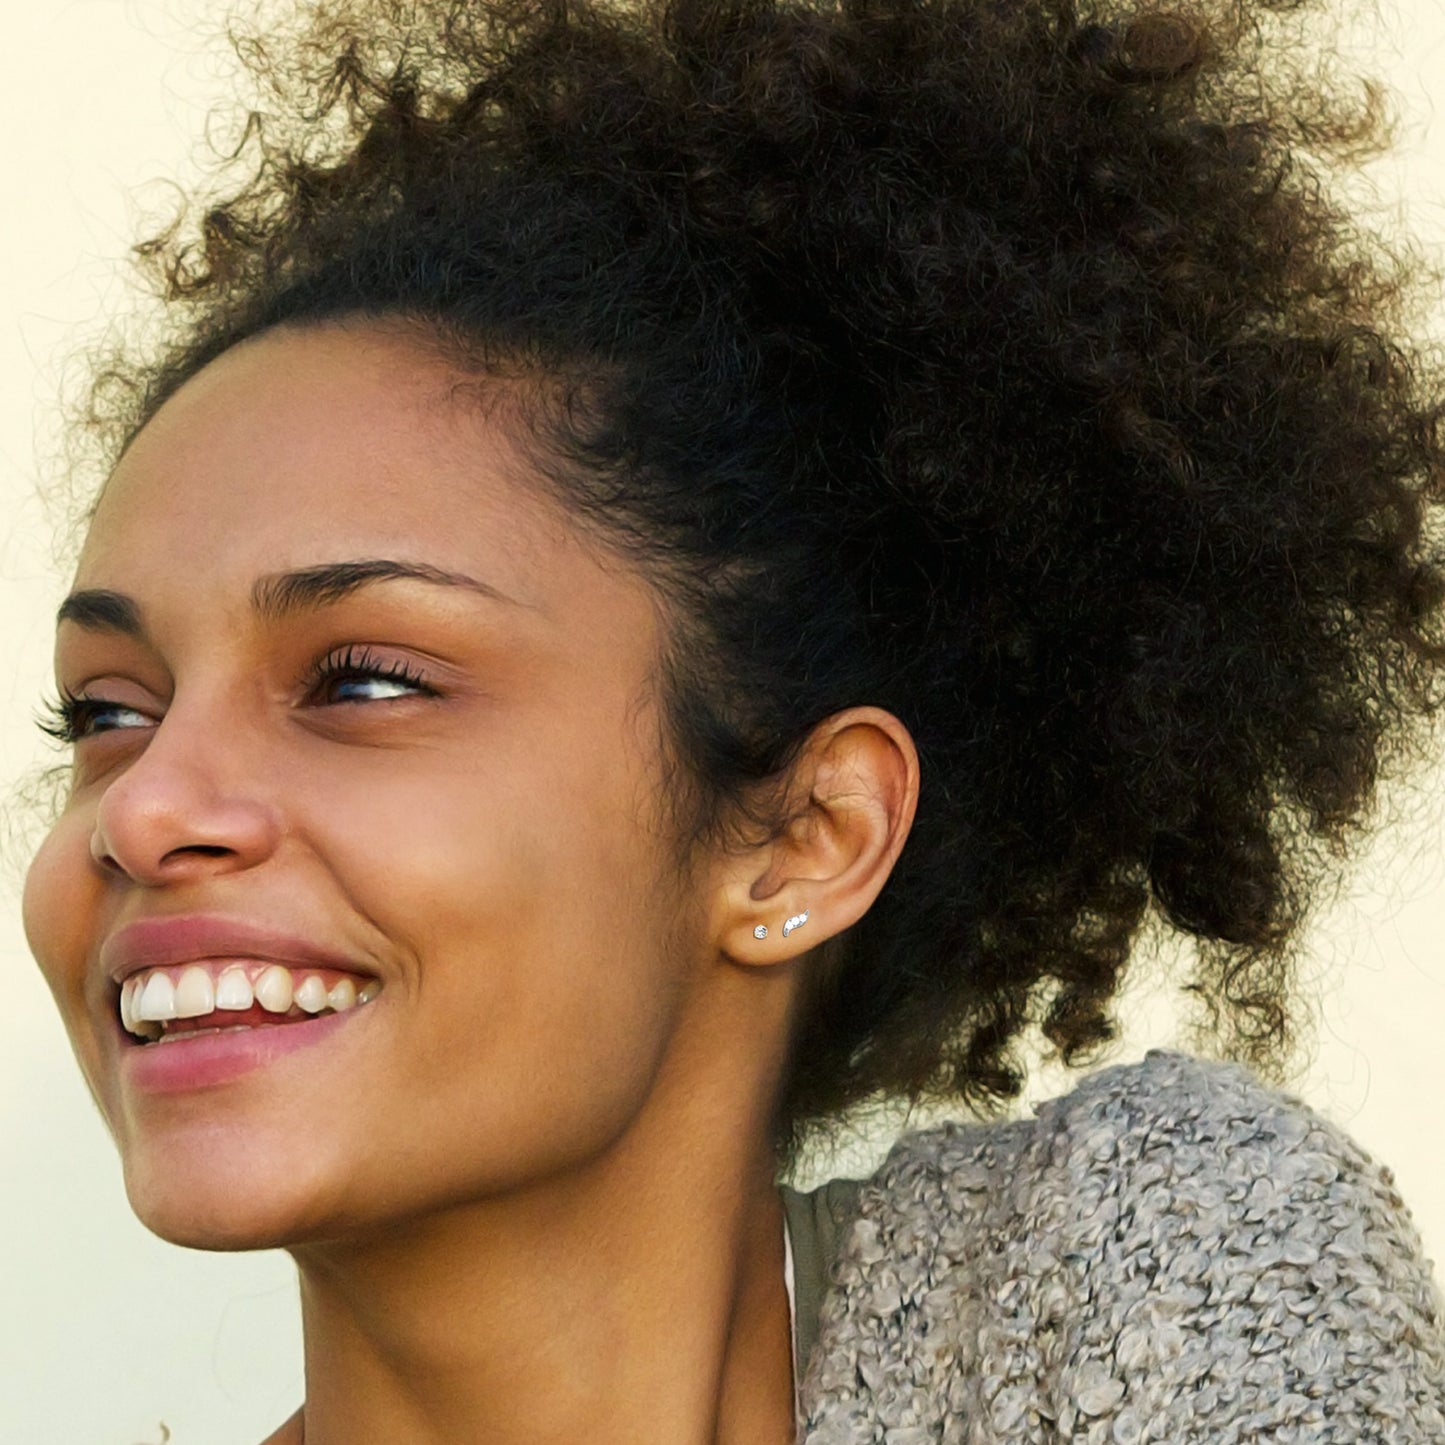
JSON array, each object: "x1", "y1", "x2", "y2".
[
  {"x1": 253, "y1": 965, "x2": 294, "y2": 1014},
  {"x1": 173, "y1": 965, "x2": 216, "y2": 1019},
  {"x1": 214, "y1": 966, "x2": 255, "y2": 1011},
  {"x1": 294, "y1": 975, "x2": 328, "y2": 1014},
  {"x1": 120, "y1": 978, "x2": 138, "y2": 1032},
  {"x1": 137, "y1": 971, "x2": 178, "y2": 1022},
  {"x1": 119, "y1": 962, "x2": 379, "y2": 1039}
]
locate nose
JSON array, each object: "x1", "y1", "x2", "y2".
[{"x1": 88, "y1": 705, "x2": 283, "y2": 887}]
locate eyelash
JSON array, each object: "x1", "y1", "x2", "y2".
[
  {"x1": 37, "y1": 645, "x2": 437, "y2": 746},
  {"x1": 299, "y1": 644, "x2": 436, "y2": 707},
  {"x1": 37, "y1": 688, "x2": 109, "y2": 747}
]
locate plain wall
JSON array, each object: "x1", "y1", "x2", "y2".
[{"x1": 4, "y1": 3, "x2": 1445, "y2": 1442}]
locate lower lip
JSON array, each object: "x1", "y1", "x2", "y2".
[{"x1": 119, "y1": 1007, "x2": 368, "y2": 1093}]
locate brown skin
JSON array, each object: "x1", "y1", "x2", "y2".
[{"x1": 22, "y1": 320, "x2": 919, "y2": 1445}]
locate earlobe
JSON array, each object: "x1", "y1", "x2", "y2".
[{"x1": 747, "y1": 909, "x2": 809, "y2": 943}]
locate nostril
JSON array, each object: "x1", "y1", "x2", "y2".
[
  {"x1": 156, "y1": 843, "x2": 238, "y2": 871},
  {"x1": 90, "y1": 840, "x2": 126, "y2": 877}
]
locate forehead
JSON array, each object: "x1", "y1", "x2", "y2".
[{"x1": 78, "y1": 323, "x2": 571, "y2": 605}]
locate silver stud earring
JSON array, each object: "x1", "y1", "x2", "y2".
[
  {"x1": 782, "y1": 910, "x2": 810, "y2": 938},
  {"x1": 753, "y1": 924, "x2": 769, "y2": 939}
]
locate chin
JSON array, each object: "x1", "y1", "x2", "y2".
[
  {"x1": 120, "y1": 1131, "x2": 343, "y2": 1252},
  {"x1": 128, "y1": 1188, "x2": 304, "y2": 1252}
]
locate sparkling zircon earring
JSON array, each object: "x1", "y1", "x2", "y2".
[
  {"x1": 781, "y1": 910, "x2": 810, "y2": 938},
  {"x1": 753, "y1": 924, "x2": 769, "y2": 939}
]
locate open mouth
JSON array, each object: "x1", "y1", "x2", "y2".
[{"x1": 119, "y1": 962, "x2": 380, "y2": 1044}]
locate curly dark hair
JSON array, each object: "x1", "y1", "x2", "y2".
[{"x1": 79, "y1": 0, "x2": 1445, "y2": 1165}]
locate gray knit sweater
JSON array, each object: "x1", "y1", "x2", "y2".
[{"x1": 788, "y1": 1049, "x2": 1445, "y2": 1442}]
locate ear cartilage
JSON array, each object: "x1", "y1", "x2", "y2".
[
  {"x1": 753, "y1": 924, "x2": 769, "y2": 939},
  {"x1": 781, "y1": 910, "x2": 810, "y2": 938}
]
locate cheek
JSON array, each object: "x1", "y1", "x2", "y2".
[
  {"x1": 290, "y1": 733, "x2": 688, "y2": 1172},
  {"x1": 22, "y1": 809, "x2": 99, "y2": 1015},
  {"x1": 300, "y1": 697, "x2": 672, "y2": 986},
  {"x1": 21, "y1": 808, "x2": 117, "y2": 1121},
  {"x1": 332, "y1": 755, "x2": 673, "y2": 1046}
]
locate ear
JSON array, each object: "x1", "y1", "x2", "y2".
[{"x1": 711, "y1": 706, "x2": 920, "y2": 966}]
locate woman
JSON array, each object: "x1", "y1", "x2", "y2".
[{"x1": 21, "y1": 0, "x2": 1445, "y2": 1439}]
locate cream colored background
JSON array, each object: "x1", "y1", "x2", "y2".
[{"x1": 4, "y1": 3, "x2": 1445, "y2": 1442}]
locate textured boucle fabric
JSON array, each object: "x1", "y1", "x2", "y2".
[{"x1": 796, "y1": 1049, "x2": 1445, "y2": 1442}]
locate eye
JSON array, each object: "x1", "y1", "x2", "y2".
[
  {"x1": 37, "y1": 690, "x2": 154, "y2": 746},
  {"x1": 303, "y1": 644, "x2": 438, "y2": 706}
]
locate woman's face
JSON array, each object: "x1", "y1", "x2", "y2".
[{"x1": 22, "y1": 322, "x2": 731, "y2": 1248}]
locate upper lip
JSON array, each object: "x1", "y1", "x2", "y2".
[{"x1": 100, "y1": 915, "x2": 376, "y2": 987}]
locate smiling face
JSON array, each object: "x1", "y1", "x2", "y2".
[{"x1": 22, "y1": 321, "x2": 745, "y2": 1248}]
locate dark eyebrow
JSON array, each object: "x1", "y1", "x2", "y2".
[
  {"x1": 55, "y1": 589, "x2": 146, "y2": 639},
  {"x1": 56, "y1": 558, "x2": 521, "y2": 638},
  {"x1": 251, "y1": 558, "x2": 523, "y2": 620}
]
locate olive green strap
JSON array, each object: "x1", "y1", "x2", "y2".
[{"x1": 779, "y1": 1177, "x2": 864, "y2": 1385}]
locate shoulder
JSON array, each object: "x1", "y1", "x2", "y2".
[
  {"x1": 880, "y1": 1048, "x2": 1435, "y2": 1257},
  {"x1": 803, "y1": 1050, "x2": 1445, "y2": 1439}
]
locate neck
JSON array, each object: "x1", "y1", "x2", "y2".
[{"x1": 284, "y1": 1038, "x2": 798, "y2": 1444}]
